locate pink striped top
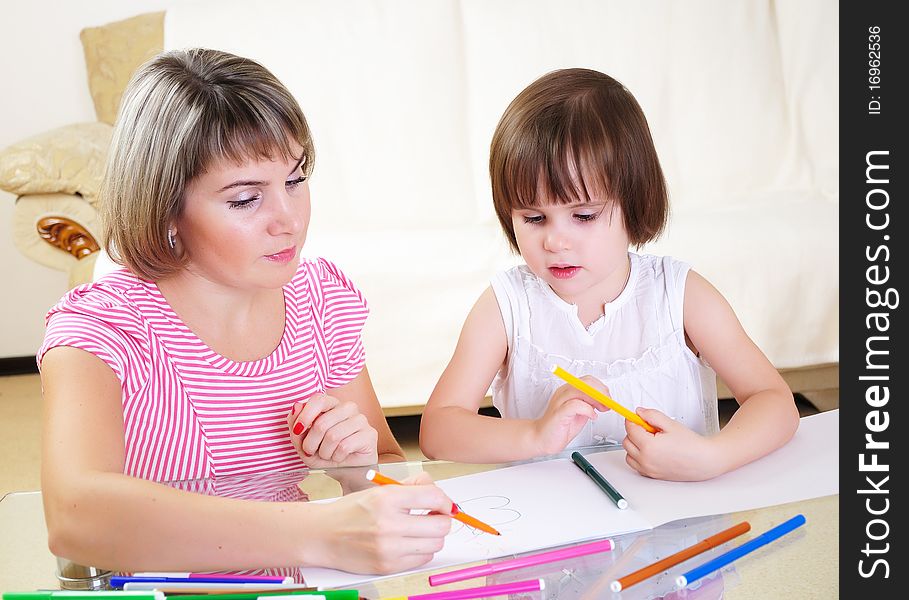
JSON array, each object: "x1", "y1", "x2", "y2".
[{"x1": 38, "y1": 257, "x2": 369, "y2": 482}]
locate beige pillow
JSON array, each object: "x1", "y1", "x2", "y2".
[
  {"x1": 80, "y1": 11, "x2": 165, "y2": 125},
  {"x1": 0, "y1": 122, "x2": 113, "y2": 206}
]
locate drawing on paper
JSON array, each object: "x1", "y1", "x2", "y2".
[{"x1": 449, "y1": 495, "x2": 522, "y2": 538}]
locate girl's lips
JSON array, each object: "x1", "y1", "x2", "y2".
[
  {"x1": 549, "y1": 265, "x2": 580, "y2": 279},
  {"x1": 264, "y1": 246, "x2": 297, "y2": 263}
]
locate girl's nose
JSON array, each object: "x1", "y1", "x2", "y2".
[{"x1": 543, "y1": 227, "x2": 569, "y2": 252}]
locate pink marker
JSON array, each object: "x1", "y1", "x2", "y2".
[
  {"x1": 131, "y1": 572, "x2": 289, "y2": 583},
  {"x1": 386, "y1": 578, "x2": 544, "y2": 600},
  {"x1": 428, "y1": 538, "x2": 613, "y2": 586}
]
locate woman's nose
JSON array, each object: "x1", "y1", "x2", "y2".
[{"x1": 269, "y1": 192, "x2": 304, "y2": 235}]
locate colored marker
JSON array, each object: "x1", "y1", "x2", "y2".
[
  {"x1": 610, "y1": 521, "x2": 751, "y2": 592},
  {"x1": 112, "y1": 576, "x2": 294, "y2": 588},
  {"x1": 131, "y1": 573, "x2": 290, "y2": 582},
  {"x1": 176, "y1": 591, "x2": 355, "y2": 600},
  {"x1": 551, "y1": 365, "x2": 657, "y2": 433},
  {"x1": 571, "y1": 451, "x2": 628, "y2": 509},
  {"x1": 365, "y1": 470, "x2": 501, "y2": 536},
  {"x1": 2, "y1": 594, "x2": 164, "y2": 600},
  {"x1": 122, "y1": 583, "x2": 312, "y2": 593},
  {"x1": 676, "y1": 514, "x2": 807, "y2": 588},
  {"x1": 429, "y1": 538, "x2": 613, "y2": 586},
  {"x1": 382, "y1": 578, "x2": 543, "y2": 600}
]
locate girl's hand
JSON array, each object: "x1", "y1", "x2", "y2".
[
  {"x1": 622, "y1": 407, "x2": 722, "y2": 481},
  {"x1": 287, "y1": 394, "x2": 379, "y2": 468},
  {"x1": 317, "y1": 473, "x2": 454, "y2": 574},
  {"x1": 532, "y1": 377, "x2": 610, "y2": 455}
]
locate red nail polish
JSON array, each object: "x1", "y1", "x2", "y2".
[
  {"x1": 450, "y1": 503, "x2": 460, "y2": 515},
  {"x1": 293, "y1": 422, "x2": 305, "y2": 435},
  {"x1": 303, "y1": 450, "x2": 314, "y2": 457}
]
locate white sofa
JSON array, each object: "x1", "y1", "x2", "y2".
[{"x1": 73, "y1": 0, "x2": 844, "y2": 415}]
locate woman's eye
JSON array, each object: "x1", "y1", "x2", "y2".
[
  {"x1": 228, "y1": 195, "x2": 260, "y2": 210},
  {"x1": 286, "y1": 175, "x2": 307, "y2": 190},
  {"x1": 523, "y1": 215, "x2": 544, "y2": 224}
]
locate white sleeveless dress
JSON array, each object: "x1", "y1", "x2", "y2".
[{"x1": 490, "y1": 252, "x2": 719, "y2": 448}]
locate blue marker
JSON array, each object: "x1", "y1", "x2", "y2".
[
  {"x1": 676, "y1": 514, "x2": 806, "y2": 588},
  {"x1": 111, "y1": 576, "x2": 293, "y2": 588}
]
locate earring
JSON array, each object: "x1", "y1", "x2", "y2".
[{"x1": 167, "y1": 229, "x2": 176, "y2": 249}]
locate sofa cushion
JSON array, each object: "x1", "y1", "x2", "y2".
[
  {"x1": 80, "y1": 11, "x2": 165, "y2": 125},
  {"x1": 0, "y1": 122, "x2": 112, "y2": 205}
]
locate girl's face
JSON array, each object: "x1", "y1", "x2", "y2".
[
  {"x1": 512, "y1": 196, "x2": 631, "y2": 308},
  {"x1": 174, "y1": 146, "x2": 310, "y2": 291}
]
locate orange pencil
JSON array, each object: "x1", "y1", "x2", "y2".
[
  {"x1": 610, "y1": 521, "x2": 751, "y2": 592},
  {"x1": 365, "y1": 469, "x2": 501, "y2": 536}
]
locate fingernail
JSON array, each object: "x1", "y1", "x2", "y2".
[
  {"x1": 450, "y1": 503, "x2": 460, "y2": 515},
  {"x1": 303, "y1": 449, "x2": 313, "y2": 457},
  {"x1": 293, "y1": 422, "x2": 305, "y2": 435}
]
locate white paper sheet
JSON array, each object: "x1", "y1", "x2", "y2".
[{"x1": 300, "y1": 410, "x2": 838, "y2": 588}]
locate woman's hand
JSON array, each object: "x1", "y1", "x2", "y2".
[
  {"x1": 531, "y1": 376, "x2": 610, "y2": 455},
  {"x1": 622, "y1": 407, "x2": 723, "y2": 481},
  {"x1": 287, "y1": 394, "x2": 379, "y2": 468},
  {"x1": 315, "y1": 473, "x2": 454, "y2": 574}
]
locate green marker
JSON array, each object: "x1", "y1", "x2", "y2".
[
  {"x1": 177, "y1": 591, "x2": 358, "y2": 600},
  {"x1": 571, "y1": 451, "x2": 629, "y2": 509}
]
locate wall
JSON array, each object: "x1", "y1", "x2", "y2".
[{"x1": 0, "y1": 0, "x2": 169, "y2": 358}]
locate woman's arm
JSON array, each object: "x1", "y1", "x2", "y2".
[
  {"x1": 40, "y1": 347, "x2": 452, "y2": 573},
  {"x1": 331, "y1": 366, "x2": 406, "y2": 463}
]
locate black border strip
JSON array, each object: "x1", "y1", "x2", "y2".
[{"x1": 840, "y1": 1, "x2": 905, "y2": 595}]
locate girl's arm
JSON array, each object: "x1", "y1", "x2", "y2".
[
  {"x1": 627, "y1": 270, "x2": 799, "y2": 480},
  {"x1": 420, "y1": 287, "x2": 592, "y2": 462},
  {"x1": 684, "y1": 270, "x2": 799, "y2": 471},
  {"x1": 40, "y1": 347, "x2": 452, "y2": 573}
]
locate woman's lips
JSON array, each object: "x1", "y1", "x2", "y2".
[
  {"x1": 264, "y1": 246, "x2": 297, "y2": 263},
  {"x1": 549, "y1": 265, "x2": 580, "y2": 279}
]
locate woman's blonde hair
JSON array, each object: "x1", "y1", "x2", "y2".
[
  {"x1": 100, "y1": 48, "x2": 314, "y2": 280},
  {"x1": 490, "y1": 68, "x2": 668, "y2": 253}
]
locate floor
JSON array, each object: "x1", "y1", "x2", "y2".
[{"x1": 0, "y1": 372, "x2": 820, "y2": 498}]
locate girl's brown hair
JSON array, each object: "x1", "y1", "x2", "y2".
[{"x1": 490, "y1": 68, "x2": 668, "y2": 252}]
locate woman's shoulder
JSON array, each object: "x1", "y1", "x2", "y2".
[
  {"x1": 294, "y1": 257, "x2": 361, "y2": 291},
  {"x1": 293, "y1": 257, "x2": 368, "y2": 311},
  {"x1": 46, "y1": 268, "x2": 152, "y2": 327}
]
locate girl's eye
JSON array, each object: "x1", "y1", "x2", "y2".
[
  {"x1": 286, "y1": 175, "x2": 307, "y2": 190},
  {"x1": 523, "y1": 215, "x2": 544, "y2": 224},
  {"x1": 228, "y1": 194, "x2": 260, "y2": 210},
  {"x1": 574, "y1": 212, "x2": 598, "y2": 222}
]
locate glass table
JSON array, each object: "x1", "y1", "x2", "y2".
[{"x1": 0, "y1": 451, "x2": 837, "y2": 599}]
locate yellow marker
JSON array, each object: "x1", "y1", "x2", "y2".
[{"x1": 551, "y1": 365, "x2": 658, "y2": 433}]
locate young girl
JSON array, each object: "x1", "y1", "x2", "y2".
[
  {"x1": 38, "y1": 48, "x2": 453, "y2": 574},
  {"x1": 419, "y1": 68, "x2": 799, "y2": 481}
]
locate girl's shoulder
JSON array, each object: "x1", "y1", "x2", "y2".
[
  {"x1": 631, "y1": 252, "x2": 692, "y2": 286},
  {"x1": 632, "y1": 251, "x2": 690, "y2": 272}
]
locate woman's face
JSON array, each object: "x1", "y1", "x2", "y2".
[{"x1": 174, "y1": 145, "x2": 310, "y2": 291}]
